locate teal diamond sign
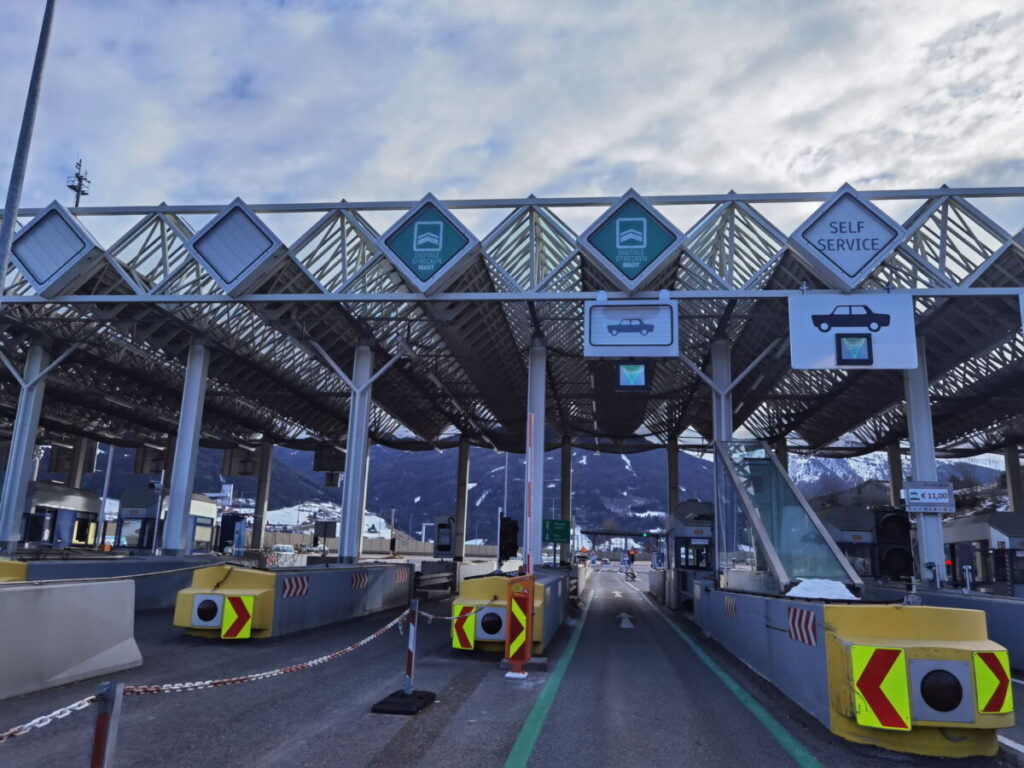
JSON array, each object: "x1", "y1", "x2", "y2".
[
  {"x1": 578, "y1": 189, "x2": 684, "y2": 291},
  {"x1": 379, "y1": 193, "x2": 478, "y2": 293}
]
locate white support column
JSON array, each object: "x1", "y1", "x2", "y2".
[
  {"x1": 67, "y1": 435, "x2": 90, "y2": 489},
  {"x1": 523, "y1": 337, "x2": 547, "y2": 573},
  {"x1": 251, "y1": 441, "x2": 273, "y2": 551},
  {"x1": 453, "y1": 434, "x2": 470, "y2": 562},
  {"x1": 666, "y1": 439, "x2": 680, "y2": 610},
  {"x1": 1005, "y1": 445, "x2": 1023, "y2": 514},
  {"x1": 560, "y1": 437, "x2": 573, "y2": 565},
  {"x1": 0, "y1": 344, "x2": 50, "y2": 553},
  {"x1": 887, "y1": 443, "x2": 904, "y2": 507},
  {"x1": 711, "y1": 338, "x2": 733, "y2": 442},
  {"x1": 339, "y1": 345, "x2": 373, "y2": 564},
  {"x1": 162, "y1": 342, "x2": 210, "y2": 556},
  {"x1": 903, "y1": 340, "x2": 945, "y2": 586}
]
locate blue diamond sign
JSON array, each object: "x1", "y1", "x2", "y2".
[
  {"x1": 578, "y1": 189, "x2": 684, "y2": 292},
  {"x1": 379, "y1": 193, "x2": 479, "y2": 294},
  {"x1": 789, "y1": 183, "x2": 905, "y2": 291}
]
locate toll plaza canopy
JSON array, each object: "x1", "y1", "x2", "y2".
[{"x1": 1, "y1": 184, "x2": 1023, "y2": 460}]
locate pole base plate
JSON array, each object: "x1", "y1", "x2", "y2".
[{"x1": 371, "y1": 689, "x2": 436, "y2": 715}]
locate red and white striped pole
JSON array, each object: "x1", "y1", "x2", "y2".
[{"x1": 403, "y1": 598, "x2": 418, "y2": 696}]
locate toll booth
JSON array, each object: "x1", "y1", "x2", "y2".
[
  {"x1": 217, "y1": 511, "x2": 249, "y2": 555},
  {"x1": 669, "y1": 499, "x2": 715, "y2": 607},
  {"x1": 19, "y1": 481, "x2": 101, "y2": 549},
  {"x1": 943, "y1": 512, "x2": 1024, "y2": 595},
  {"x1": 116, "y1": 485, "x2": 217, "y2": 553}
]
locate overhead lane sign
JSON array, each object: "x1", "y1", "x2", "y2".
[
  {"x1": 378, "y1": 193, "x2": 479, "y2": 294},
  {"x1": 789, "y1": 183, "x2": 905, "y2": 291},
  {"x1": 578, "y1": 189, "x2": 685, "y2": 292},
  {"x1": 584, "y1": 299, "x2": 679, "y2": 358},
  {"x1": 788, "y1": 294, "x2": 917, "y2": 370}
]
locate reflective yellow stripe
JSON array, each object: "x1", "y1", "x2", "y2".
[
  {"x1": 973, "y1": 650, "x2": 1013, "y2": 714},
  {"x1": 451, "y1": 604, "x2": 476, "y2": 650},
  {"x1": 850, "y1": 645, "x2": 910, "y2": 731},
  {"x1": 508, "y1": 598, "x2": 528, "y2": 657}
]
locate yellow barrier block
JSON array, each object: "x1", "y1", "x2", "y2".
[
  {"x1": 823, "y1": 603, "x2": 1012, "y2": 758},
  {"x1": 0, "y1": 560, "x2": 27, "y2": 583},
  {"x1": 173, "y1": 566, "x2": 276, "y2": 639},
  {"x1": 451, "y1": 574, "x2": 551, "y2": 653}
]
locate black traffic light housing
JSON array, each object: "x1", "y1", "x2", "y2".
[
  {"x1": 874, "y1": 506, "x2": 914, "y2": 580},
  {"x1": 498, "y1": 516, "x2": 520, "y2": 565}
]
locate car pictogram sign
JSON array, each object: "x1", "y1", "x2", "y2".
[
  {"x1": 221, "y1": 595, "x2": 254, "y2": 640},
  {"x1": 973, "y1": 650, "x2": 1013, "y2": 714},
  {"x1": 452, "y1": 604, "x2": 475, "y2": 650},
  {"x1": 851, "y1": 645, "x2": 911, "y2": 730}
]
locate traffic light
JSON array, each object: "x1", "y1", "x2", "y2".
[
  {"x1": 498, "y1": 516, "x2": 519, "y2": 564},
  {"x1": 874, "y1": 507, "x2": 914, "y2": 580}
]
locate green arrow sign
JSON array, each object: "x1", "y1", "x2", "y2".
[
  {"x1": 383, "y1": 202, "x2": 470, "y2": 283},
  {"x1": 586, "y1": 198, "x2": 678, "y2": 280},
  {"x1": 542, "y1": 519, "x2": 570, "y2": 543}
]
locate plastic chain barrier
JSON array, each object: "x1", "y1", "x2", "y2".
[
  {"x1": 0, "y1": 608, "x2": 409, "y2": 745},
  {"x1": 0, "y1": 694, "x2": 99, "y2": 744},
  {"x1": 124, "y1": 609, "x2": 410, "y2": 695},
  {"x1": 421, "y1": 600, "x2": 496, "y2": 622}
]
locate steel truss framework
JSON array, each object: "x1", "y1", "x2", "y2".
[{"x1": 1, "y1": 185, "x2": 1023, "y2": 461}]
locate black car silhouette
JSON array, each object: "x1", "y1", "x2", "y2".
[
  {"x1": 607, "y1": 318, "x2": 654, "y2": 336},
  {"x1": 811, "y1": 304, "x2": 891, "y2": 333}
]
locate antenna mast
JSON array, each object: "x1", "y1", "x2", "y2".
[{"x1": 66, "y1": 158, "x2": 91, "y2": 207}]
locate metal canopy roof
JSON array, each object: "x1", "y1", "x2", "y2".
[{"x1": 1, "y1": 185, "x2": 1022, "y2": 460}]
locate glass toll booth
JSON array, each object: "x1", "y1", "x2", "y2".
[
  {"x1": 19, "y1": 482, "x2": 102, "y2": 549},
  {"x1": 116, "y1": 485, "x2": 217, "y2": 553},
  {"x1": 668, "y1": 499, "x2": 715, "y2": 607},
  {"x1": 943, "y1": 512, "x2": 1024, "y2": 596},
  {"x1": 715, "y1": 441, "x2": 862, "y2": 596}
]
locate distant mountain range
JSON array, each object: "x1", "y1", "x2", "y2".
[{"x1": 40, "y1": 442, "x2": 1004, "y2": 545}]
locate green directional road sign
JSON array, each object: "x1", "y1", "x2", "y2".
[
  {"x1": 384, "y1": 203, "x2": 469, "y2": 282},
  {"x1": 578, "y1": 190, "x2": 684, "y2": 292},
  {"x1": 542, "y1": 519, "x2": 570, "y2": 544}
]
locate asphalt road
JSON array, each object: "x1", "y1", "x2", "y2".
[{"x1": 0, "y1": 566, "x2": 1021, "y2": 767}]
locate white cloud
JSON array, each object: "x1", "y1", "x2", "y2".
[{"x1": 0, "y1": 0, "x2": 1021, "y2": 244}]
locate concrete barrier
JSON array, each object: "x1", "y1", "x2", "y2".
[
  {"x1": 0, "y1": 580, "x2": 142, "y2": 701},
  {"x1": 173, "y1": 563, "x2": 414, "y2": 639}
]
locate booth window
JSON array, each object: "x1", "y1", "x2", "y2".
[{"x1": 193, "y1": 517, "x2": 213, "y2": 553}]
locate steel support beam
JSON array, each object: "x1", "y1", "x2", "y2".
[
  {"x1": 1005, "y1": 445, "x2": 1023, "y2": 514},
  {"x1": 453, "y1": 434, "x2": 470, "y2": 563},
  {"x1": 523, "y1": 337, "x2": 547, "y2": 573},
  {"x1": 339, "y1": 345, "x2": 373, "y2": 564},
  {"x1": 711, "y1": 339, "x2": 733, "y2": 442},
  {"x1": 0, "y1": 344, "x2": 50, "y2": 553},
  {"x1": 666, "y1": 439, "x2": 680, "y2": 610},
  {"x1": 887, "y1": 443, "x2": 904, "y2": 507},
  {"x1": 162, "y1": 342, "x2": 209, "y2": 555},
  {"x1": 903, "y1": 340, "x2": 945, "y2": 587},
  {"x1": 772, "y1": 439, "x2": 789, "y2": 471},
  {"x1": 560, "y1": 437, "x2": 572, "y2": 565},
  {"x1": 251, "y1": 441, "x2": 273, "y2": 551},
  {"x1": 67, "y1": 435, "x2": 90, "y2": 489}
]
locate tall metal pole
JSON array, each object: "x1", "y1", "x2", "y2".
[
  {"x1": 0, "y1": 0, "x2": 58, "y2": 307},
  {"x1": 523, "y1": 337, "x2": 547, "y2": 573},
  {"x1": 339, "y1": 345, "x2": 373, "y2": 563},
  {"x1": 96, "y1": 443, "x2": 114, "y2": 548}
]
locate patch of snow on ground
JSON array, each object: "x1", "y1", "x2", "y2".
[
  {"x1": 578, "y1": 455, "x2": 588, "y2": 466},
  {"x1": 620, "y1": 454, "x2": 635, "y2": 474},
  {"x1": 786, "y1": 579, "x2": 860, "y2": 601},
  {"x1": 413, "y1": 496, "x2": 421, "y2": 503},
  {"x1": 475, "y1": 489, "x2": 491, "y2": 507}
]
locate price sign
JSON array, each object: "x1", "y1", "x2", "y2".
[{"x1": 904, "y1": 481, "x2": 955, "y2": 513}]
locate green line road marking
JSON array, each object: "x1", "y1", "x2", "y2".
[
  {"x1": 503, "y1": 590, "x2": 594, "y2": 768},
  {"x1": 644, "y1": 591, "x2": 822, "y2": 768}
]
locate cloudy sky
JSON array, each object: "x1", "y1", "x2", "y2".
[{"x1": 1, "y1": 0, "x2": 1022, "y2": 240}]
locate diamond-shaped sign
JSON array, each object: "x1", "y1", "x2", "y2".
[
  {"x1": 187, "y1": 198, "x2": 287, "y2": 297},
  {"x1": 10, "y1": 200, "x2": 106, "y2": 298},
  {"x1": 379, "y1": 193, "x2": 478, "y2": 294},
  {"x1": 578, "y1": 189, "x2": 684, "y2": 292},
  {"x1": 789, "y1": 183, "x2": 904, "y2": 291}
]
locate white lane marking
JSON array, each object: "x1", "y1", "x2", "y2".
[
  {"x1": 612, "y1": 590, "x2": 623, "y2": 598},
  {"x1": 999, "y1": 734, "x2": 1024, "y2": 755},
  {"x1": 617, "y1": 612, "x2": 634, "y2": 629}
]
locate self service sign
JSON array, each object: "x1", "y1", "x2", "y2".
[
  {"x1": 788, "y1": 294, "x2": 917, "y2": 370},
  {"x1": 788, "y1": 184, "x2": 905, "y2": 291}
]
